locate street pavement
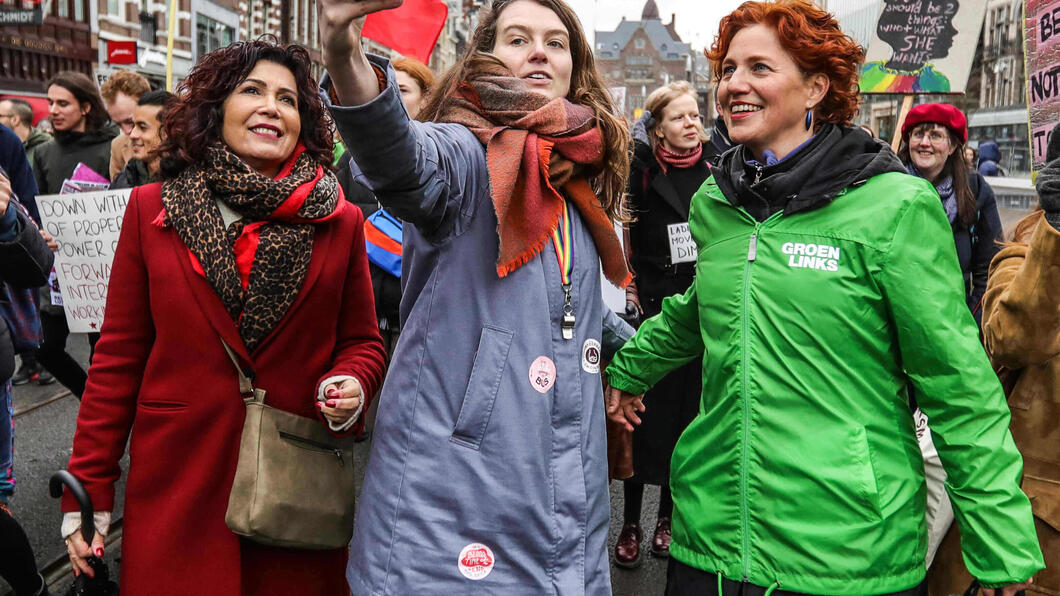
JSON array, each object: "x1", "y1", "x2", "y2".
[{"x1": 0, "y1": 334, "x2": 666, "y2": 596}]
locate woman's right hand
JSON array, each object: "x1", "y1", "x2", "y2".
[
  {"x1": 65, "y1": 529, "x2": 105, "y2": 578},
  {"x1": 317, "y1": 0, "x2": 402, "y2": 66}
]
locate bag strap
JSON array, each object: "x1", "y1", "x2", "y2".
[{"x1": 219, "y1": 339, "x2": 261, "y2": 405}]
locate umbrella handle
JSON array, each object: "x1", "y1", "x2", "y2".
[{"x1": 49, "y1": 470, "x2": 95, "y2": 545}]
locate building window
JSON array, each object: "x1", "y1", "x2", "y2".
[
  {"x1": 107, "y1": 0, "x2": 121, "y2": 18},
  {"x1": 197, "y1": 13, "x2": 235, "y2": 60},
  {"x1": 141, "y1": 10, "x2": 157, "y2": 43},
  {"x1": 635, "y1": 38, "x2": 645, "y2": 49},
  {"x1": 74, "y1": 0, "x2": 84, "y2": 21},
  {"x1": 57, "y1": 0, "x2": 68, "y2": 18}
]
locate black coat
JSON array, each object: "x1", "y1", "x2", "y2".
[
  {"x1": 625, "y1": 140, "x2": 716, "y2": 486},
  {"x1": 958, "y1": 173, "x2": 1003, "y2": 324},
  {"x1": 0, "y1": 201, "x2": 54, "y2": 380},
  {"x1": 31, "y1": 124, "x2": 118, "y2": 195},
  {"x1": 336, "y1": 152, "x2": 402, "y2": 331}
]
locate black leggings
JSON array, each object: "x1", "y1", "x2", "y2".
[
  {"x1": 0, "y1": 506, "x2": 44, "y2": 596},
  {"x1": 624, "y1": 480, "x2": 674, "y2": 524},
  {"x1": 37, "y1": 311, "x2": 95, "y2": 399}
]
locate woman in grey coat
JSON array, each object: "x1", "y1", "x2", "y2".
[{"x1": 318, "y1": 0, "x2": 636, "y2": 593}]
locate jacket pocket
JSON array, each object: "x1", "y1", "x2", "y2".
[
  {"x1": 1023, "y1": 475, "x2": 1060, "y2": 532},
  {"x1": 849, "y1": 425, "x2": 882, "y2": 519},
  {"x1": 451, "y1": 325, "x2": 514, "y2": 450},
  {"x1": 137, "y1": 400, "x2": 188, "y2": 412}
]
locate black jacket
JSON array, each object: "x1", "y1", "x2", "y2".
[
  {"x1": 0, "y1": 201, "x2": 54, "y2": 380},
  {"x1": 627, "y1": 140, "x2": 717, "y2": 315},
  {"x1": 31, "y1": 123, "x2": 119, "y2": 195},
  {"x1": 956, "y1": 173, "x2": 1003, "y2": 322},
  {"x1": 336, "y1": 152, "x2": 402, "y2": 331},
  {"x1": 0, "y1": 124, "x2": 39, "y2": 223},
  {"x1": 111, "y1": 158, "x2": 155, "y2": 190}
]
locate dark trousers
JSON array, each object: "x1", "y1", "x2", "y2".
[
  {"x1": 0, "y1": 504, "x2": 44, "y2": 596},
  {"x1": 665, "y1": 559, "x2": 928, "y2": 596},
  {"x1": 38, "y1": 311, "x2": 96, "y2": 399}
]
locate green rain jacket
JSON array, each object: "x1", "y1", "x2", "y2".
[{"x1": 606, "y1": 128, "x2": 1044, "y2": 595}]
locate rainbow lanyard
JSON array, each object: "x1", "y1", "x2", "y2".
[{"x1": 552, "y1": 200, "x2": 576, "y2": 340}]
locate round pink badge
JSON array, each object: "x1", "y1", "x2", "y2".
[{"x1": 529, "y1": 356, "x2": 557, "y2": 393}]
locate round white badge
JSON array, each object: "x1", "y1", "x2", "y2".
[
  {"x1": 581, "y1": 339, "x2": 601, "y2": 374},
  {"x1": 529, "y1": 356, "x2": 557, "y2": 393},
  {"x1": 458, "y1": 542, "x2": 495, "y2": 580}
]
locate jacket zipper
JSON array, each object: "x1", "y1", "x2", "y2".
[
  {"x1": 753, "y1": 165, "x2": 763, "y2": 185},
  {"x1": 278, "y1": 431, "x2": 345, "y2": 466},
  {"x1": 740, "y1": 224, "x2": 759, "y2": 580}
]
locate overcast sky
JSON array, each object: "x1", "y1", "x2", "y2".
[{"x1": 566, "y1": 0, "x2": 748, "y2": 51}]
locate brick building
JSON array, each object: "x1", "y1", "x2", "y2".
[{"x1": 594, "y1": 0, "x2": 695, "y2": 119}]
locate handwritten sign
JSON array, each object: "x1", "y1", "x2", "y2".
[
  {"x1": 667, "y1": 222, "x2": 697, "y2": 265},
  {"x1": 1027, "y1": 0, "x2": 1060, "y2": 171},
  {"x1": 860, "y1": 0, "x2": 987, "y2": 93},
  {"x1": 37, "y1": 189, "x2": 132, "y2": 333}
]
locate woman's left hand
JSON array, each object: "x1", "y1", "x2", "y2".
[{"x1": 318, "y1": 378, "x2": 363, "y2": 426}]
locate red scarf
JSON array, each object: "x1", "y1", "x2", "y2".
[
  {"x1": 439, "y1": 66, "x2": 630, "y2": 288},
  {"x1": 654, "y1": 143, "x2": 704, "y2": 174}
]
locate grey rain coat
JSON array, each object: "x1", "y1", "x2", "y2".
[{"x1": 323, "y1": 57, "x2": 632, "y2": 595}]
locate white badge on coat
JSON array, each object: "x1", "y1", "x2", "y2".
[
  {"x1": 581, "y1": 339, "x2": 601, "y2": 374},
  {"x1": 529, "y1": 356, "x2": 557, "y2": 393},
  {"x1": 667, "y1": 222, "x2": 698, "y2": 264},
  {"x1": 458, "y1": 542, "x2": 495, "y2": 580}
]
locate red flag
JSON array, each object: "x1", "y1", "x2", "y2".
[{"x1": 363, "y1": 0, "x2": 449, "y2": 64}]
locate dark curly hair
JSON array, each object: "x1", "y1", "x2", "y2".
[
  {"x1": 159, "y1": 36, "x2": 333, "y2": 178},
  {"x1": 705, "y1": 0, "x2": 864, "y2": 126}
]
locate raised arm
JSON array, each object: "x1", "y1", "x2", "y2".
[{"x1": 317, "y1": 0, "x2": 402, "y2": 107}]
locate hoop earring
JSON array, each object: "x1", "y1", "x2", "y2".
[{"x1": 805, "y1": 109, "x2": 813, "y2": 131}]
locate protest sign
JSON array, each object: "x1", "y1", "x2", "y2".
[
  {"x1": 860, "y1": 0, "x2": 988, "y2": 93},
  {"x1": 1026, "y1": 0, "x2": 1060, "y2": 170},
  {"x1": 37, "y1": 189, "x2": 132, "y2": 333}
]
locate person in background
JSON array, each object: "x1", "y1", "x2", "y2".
[
  {"x1": 898, "y1": 104, "x2": 1003, "y2": 325},
  {"x1": 0, "y1": 98, "x2": 53, "y2": 178},
  {"x1": 615, "y1": 80, "x2": 716, "y2": 568},
  {"x1": 0, "y1": 168, "x2": 54, "y2": 596},
  {"x1": 319, "y1": 0, "x2": 637, "y2": 591},
  {"x1": 929, "y1": 124, "x2": 1060, "y2": 596},
  {"x1": 61, "y1": 38, "x2": 385, "y2": 595},
  {"x1": 964, "y1": 145, "x2": 976, "y2": 169},
  {"x1": 978, "y1": 140, "x2": 1005, "y2": 177},
  {"x1": 392, "y1": 57, "x2": 435, "y2": 119},
  {"x1": 99, "y1": 70, "x2": 151, "y2": 181},
  {"x1": 110, "y1": 90, "x2": 174, "y2": 190},
  {"x1": 604, "y1": 1, "x2": 1043, "y2": 594},
  {"x1": 36, "y1": 119, "x2": 52, "y2": 135},
  {"x1": 32, "y1": 71, "x2": 119, "y2": 399}
]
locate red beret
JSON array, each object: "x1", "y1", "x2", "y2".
[{"x1": 901, "y1": 103, "x2": 967, "y2": 143}]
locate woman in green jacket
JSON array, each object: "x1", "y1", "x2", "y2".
[{"x1": 604, "y1": 2, "x2": 1043, "y2": 595}]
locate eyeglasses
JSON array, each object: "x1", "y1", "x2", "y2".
[{"x1": 909, "y1": 129, "x2": 950, "y2": 145}]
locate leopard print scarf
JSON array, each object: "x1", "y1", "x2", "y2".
[{"x1": 161, "y1": 143, "x2": 341, "y2": 350}]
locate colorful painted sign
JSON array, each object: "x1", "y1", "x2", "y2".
[
  {"x1": 1027, "y1": 0, "x2": 1060, "y2": 169},
  {"x1": 860, "y1": 0, "x2": 988, "y2": 93}
]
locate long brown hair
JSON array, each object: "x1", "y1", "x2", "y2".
[
  {"x1": 898, "y1": 124, "x2": 976, "y2": 228},
  {"x1": 419, "y1": 0, "x2": 630, "y2": 221}
]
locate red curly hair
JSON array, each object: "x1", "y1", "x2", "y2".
[
  {"x1": 159, "y1": 37, "x2": 333, "y2": 179},
  {"x1": 705, "y1": 0, "x2": 864, "y2": 125}
]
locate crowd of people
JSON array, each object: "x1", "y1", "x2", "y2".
[{"x1": 0, "y1": 0, "x2": 1053, "y2": 595}]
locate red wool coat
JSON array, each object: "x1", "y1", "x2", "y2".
[{"x1": 62, "y1": 182, "x2": 386, "y2": 595}]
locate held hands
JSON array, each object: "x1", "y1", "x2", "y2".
[
  {"x1": 318, "y1": 378, "x2": 363, "y2": 427},
  {"x1": 981, "y1": 578, "x2": 1034, "y2": 596},
  {"x1": 605, "y1": 386, "x2": 645, "y2": 432}
]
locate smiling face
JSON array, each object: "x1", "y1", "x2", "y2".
[
  {"x1": 106, "y1": 91, "x2": 139, "y2": 136},
  {"x1": 491, "y1": 0, "x2": 573, "y2": 101},
  {"x1": 220, "y1": 60, "x2": 301, "y2": 178},
  {"x1": 395, "y1": 70, "x2": 425, "y2": 118},
  {"x1": 908, "y1": 122, "x2": 957, "y2": 182},
  {"x1": 129, "y1": 104, "x2": 164, "y2": 169},
  {"x1": 47, "y1": 85, "x2": 88, "y2": 133},
  {"x1": 716, "y1": 24, "x2": 828, "y2": 160},
  {"x1": 656, "y1": 93, "x2": 703, "y2": 153}
]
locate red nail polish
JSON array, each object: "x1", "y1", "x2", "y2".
[
  {"x1": 325, "y1": 400, "x2": 337, "y2": 407},
  {"x1": 327, "y1": 389, "x2": 341, "y2": 398},
  {"x1": 95, "y1": 547, "x2": 104, "y2": 557},
  {"x1": 315, "y1": 402, "x2": 323, "y2": 409}
]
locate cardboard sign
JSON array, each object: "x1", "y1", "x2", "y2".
[
  {"x1": 860, "y1": 0, "x2": 988, "y2": 93},
  {"x1": 37, "y1": 190, "x2": 132, "y2": 333},
  {"x1": 667, "y1": 222, "x2": 698, "y2": 265},
  {"x1": 1027, "y1": 0, "x2": 1060, "y2": 170}
]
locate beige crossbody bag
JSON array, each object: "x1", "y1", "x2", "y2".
[{"x1": 220, "y1": 340, "x2": 357, "y2": 549}]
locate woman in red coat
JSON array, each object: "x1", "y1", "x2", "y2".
[{"x1": 58, "y1": 39, "x2": 386, "y2": 595}]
